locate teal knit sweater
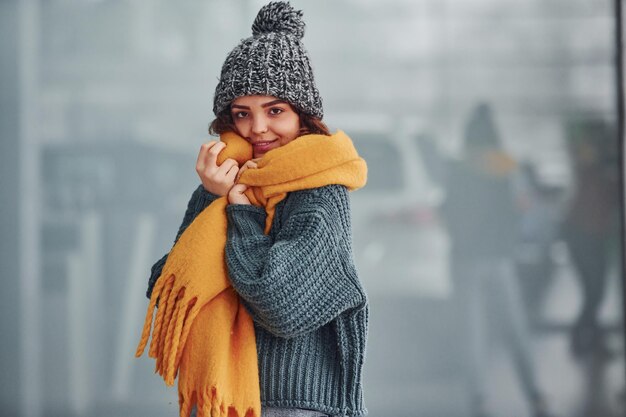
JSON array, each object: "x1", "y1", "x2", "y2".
[{"x1": 147, "y1": 184, "x2": 368, "y2": 417}]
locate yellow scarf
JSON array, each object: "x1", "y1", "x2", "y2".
[{"x1": 135, "y1": 130, "x2": 367, "y2": 417}]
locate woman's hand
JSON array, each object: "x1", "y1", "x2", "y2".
[
  {"x1": 228, "y1": 184, "x2": 251, "y2": 205},
  {"x1": 196, "y1": 141, "x2": 239, "y2": 196},
  {"x1": 228, "y1": 158, "x2": 259, "y2": 205},
  {"x1": 235, "y1": 158, "x2": 260, "y2": 183}
]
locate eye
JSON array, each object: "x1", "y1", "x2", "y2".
[
  {"x1": 268, "y1": 107, "x2": 284, "y2": 116},
  {"x1": 232, "y1": 111, "x2": 248, "y2": 119}
]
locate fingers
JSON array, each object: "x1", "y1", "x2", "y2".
[
  {"x1": 230, "y1": 183, "x2": 248, "y2": 194},
  {"x1": 196, "y1": 141, "x2": 241, "y2": 196},
  {"x1": 205, "y1": 141, "x2": 226, "y2": 167},
  {"x1": 196, "y1": 141, "x2": 227, "y2": 172},
  {"x1": 195, "y1": 141, "x2": 218, "y2": 172},
  {"x1": 195, "y1": 139, "x2": 259, "y2": 197},
  {"x1": 228, "y1": 183, "x2": 251, "y2": 205},
  {"x1": 224, "y1": 163, "x2": 239, "y2": 184},
  {"x1": 217, "y1": 158, "x2": 239, "y2": 176},
  {"x1": 235, "y1": 160, "x2": 259, "y2": 183},
  {"x1": 235, "y1": 169, "x2": 244, "y2": 184}
]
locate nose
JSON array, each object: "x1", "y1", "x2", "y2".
[{"x1": 251, "y1": 114, "x2": 269, "y2": 135}]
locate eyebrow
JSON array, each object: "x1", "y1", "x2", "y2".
[{"x1": 231, "y1": 99, "x2": 287, "y2": 110}]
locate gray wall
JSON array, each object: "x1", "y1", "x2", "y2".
[{"x1": 0, "y1": 1, "x2": 22, "y2": 415}]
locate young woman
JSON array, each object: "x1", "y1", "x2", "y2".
[{"x1": 142, "y1": 3, "x2": 368, "y2": 417}]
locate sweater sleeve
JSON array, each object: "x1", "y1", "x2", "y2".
[
  {"x1": 146, "y1": 184, "x2": 219, "y2": 298},
  {"x1": 225, "y1": 184, "x2": 367, "y2": 338}
]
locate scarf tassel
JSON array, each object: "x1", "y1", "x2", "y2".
[
  {"x1": 137, "y1": 272, "x2": 258, "y2": 417},
  {"x1": 179, "y1": 388, "x2": 257, "y2": 417},
  {"x1": 136, "y1": 272, "x2": 201, "y2": 386}
]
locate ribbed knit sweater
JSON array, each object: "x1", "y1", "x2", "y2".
[{"x1": 147, "y1": 184, "x2": 368, "y2": 417}]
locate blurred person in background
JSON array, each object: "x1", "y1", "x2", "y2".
[
  {"x1": 514, "y1": 160, "x2": 565, "y2": 326},
  {"x1": 562, "y1": 118, "x2": 620, "y2": 359},
  {"x1": 442, "y1": 103, "x2": 551, "y2": 417}
]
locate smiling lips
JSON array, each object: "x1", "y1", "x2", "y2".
[{"x1": 251, "y1": 139, "x2": 278, "y2": 153}]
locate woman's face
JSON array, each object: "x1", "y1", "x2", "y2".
[{"x1": 231, "y1": 95, "x2": 301, "y2": 158}]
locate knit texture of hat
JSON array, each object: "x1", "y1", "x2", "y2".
[{"x1": 213, "y1": 1, "x2": 323, "y2": 119}]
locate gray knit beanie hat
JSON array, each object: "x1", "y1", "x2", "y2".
[{"x1": 212, "y1": 1, "x2": 323, "y2": 119}]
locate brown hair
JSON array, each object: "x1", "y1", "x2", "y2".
[{"x1": 208, "y1": 105, "x2": 331, "y2": 137}]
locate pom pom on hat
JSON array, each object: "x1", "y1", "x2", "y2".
[
  {"x1": 252, "y1": 1, "x2": 305, "y2": 39},
  {"x1": 213, "y1": 1, "x2": 323, "y2": 119}
]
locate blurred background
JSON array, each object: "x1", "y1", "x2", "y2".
[{"x1": 1, "y1": 0, "x2": 625, "y2": 416}]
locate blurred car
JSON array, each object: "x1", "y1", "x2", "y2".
[
  {"x1": 327, "y1": 114, "x2": 467, "y2": 414},
  {"x1": 328, "y1": 113, "x2": 449, "y2": 299}
]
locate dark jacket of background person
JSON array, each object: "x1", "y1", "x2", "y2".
[
  {"x1": 562, "y1": 118, "x2": 621, "y2": 358},
  {"x1": 564, "y1": 119, "x2": 619, "y2": 237},
  {"x1": 442, "y1": 104, "x2": 519, "y2": 261}
]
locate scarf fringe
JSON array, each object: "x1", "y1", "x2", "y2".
[
  {"x1": 179, "y1": 387, "x2": 257, "y2": 417},
  {"x1": 136, "y1": 271, "x2": 201, "y2": 386}
]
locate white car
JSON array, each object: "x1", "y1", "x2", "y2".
[{"x1": 327, "y1": 114, "x2": 450, "y2": 299}]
